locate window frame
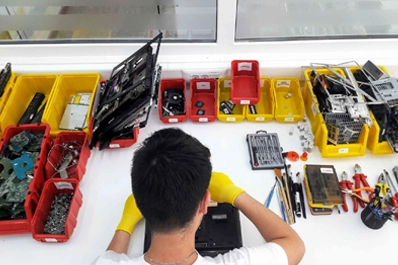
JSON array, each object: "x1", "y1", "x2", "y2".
[{"x1": 1, "y1": 0, "x2": 398, "y2": 77}]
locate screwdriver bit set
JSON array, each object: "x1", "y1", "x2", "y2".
[{"x1": 246, "y1": 131, "x2": 284, "y2": 170}]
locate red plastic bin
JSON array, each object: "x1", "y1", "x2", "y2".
[
  {"x1": 231, "y1": 60, "x2": 261, "y2": 105},
  {"x1": 45, "y1": 132, "x2": 91, "y2": 181},
  {"x1": 31, "y1": 178, "x2": 82, "y2": 242},
  {"x1": 189, "y1": 79, "x2": 217, "y2": 123},
  {"x1": 0, "y1": 123, "x2": 52, "y2": 235},
  {"x1": 158, "y1": 79, "x2": 188, "y2": 123},
  {"x1": 105, "y1": 127, "x2": 139, "y2": 149}
]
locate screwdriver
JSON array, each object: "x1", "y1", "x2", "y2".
[
  {"x1": 393, "y1": 166, "x2": 398, "y2": 185},
  {"x1": 384, "y1": 169, "x2": 398, "y2": 220}
]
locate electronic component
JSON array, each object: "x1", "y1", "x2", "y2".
[
  {"x1": 59, "y1": 93, "x2": 91, "y2": 131},
  {"x1": 18, "y1": 92, "x2": 45, "y2": 125},
  {"x1": 246, "y1": 131, "x2": 284, "y2": 170},
  {"x1": 0, "y1": 63, "x2": 12, "y2": 98},
  {"x1": 219, "y1": 100, "x2": 234, "y2": 115},
  {"x1": 303, "y1": 164, "x2": 343, "y2": 215},
  {"x1": 0, "y1": 130, "x2": 44, "y2": 220},
  {"x1": 162, "y1": 88, "x2": 185, "y2": 117},
  {"x1": 144, "y1": 203, "x2": 242, "y2": 257},
  {"x1": 196, "y1": 109, "x2": 205, "y2": 115},
  {"x1": 195, "y1": 100, "x2": 204, "y2": 108}
]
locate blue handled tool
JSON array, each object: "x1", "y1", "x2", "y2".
[{"x1": 265, "y1": 182, "x2": 277, "y2": 208}]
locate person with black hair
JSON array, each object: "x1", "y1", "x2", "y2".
[{"x1": 93, "y1": 128, "x2": 305, "y2": 265}]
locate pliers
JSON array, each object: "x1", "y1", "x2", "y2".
[
  {"x1": 370, "y1": 173, "x2": 391, "y2": 209},
  {"x1": 340, "y1": 171, "x2": 374, "y2": 212},
  {"x1": 352, "y1": 164, "x2": 374, "y2": 209}
]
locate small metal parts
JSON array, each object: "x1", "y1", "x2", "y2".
[
  {"x1": 219, "y1": 99, "x2": 235, "y2": 115},
  {"x1": 196, "y1": 109, "x2": 205, "y2": 115},
  {"x1": 247, "y1": 131, "x2": 284, "y2": 170},
  {"x1": 0, "y1": 130, "x2": 43, "y2": 220},
  {"x1": 284, "y1": 92, "x2": 292, "y2": 99},
  {"x1": 43, "y1": 193, "x2": 73, "y2": 235},
  {"x1": 162, "y1": 88, "x2": 185, "y2": 117},
  {"x1": 47, "y1": 141, "x2": 83, "y2": 179},
  {"x1": 297, "y1": 120, "x2": 314, "y2": 153}
]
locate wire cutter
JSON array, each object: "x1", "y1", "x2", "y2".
[
  {"x1": 352, "y1": 164, "x2": 374, "y2": 209},
  {"x1": 340, "y1": 171, "x2": 374, "y2": 212}
]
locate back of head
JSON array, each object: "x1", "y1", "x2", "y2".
[{"x1": 131, "y1": 128, "x2": 212, "y2": 234}]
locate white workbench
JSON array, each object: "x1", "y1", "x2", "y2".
[{"x1": 1, "y1": 109, "x2": 397, "y2": 265}]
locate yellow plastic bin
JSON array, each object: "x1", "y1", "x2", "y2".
[
  {"x1": 272, "y1": 77, "x2": 304, "y2": 123},
  {"x1": 0, "y1": 72, "x2": 16, "y2": 117},
  {"x1": 303, "y1": 68, "x2": 369, "y2": 158},
  {"x1": 217, "y1": 78, "x2": 245, "y2": 122},
  {"x1": 245, "y1": 78, "x2": 274, "y2": 122},
  {"x1": 0, "y1": 74, "x2": 58, "y2": 134},
  {"x1": 349, "y1": 66, "x2": 393, "y2": 155},
  {"x1": 42, "y1": 73, "x2": 100, "y2": 137}
]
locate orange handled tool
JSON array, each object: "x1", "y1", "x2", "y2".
[
  {"x1": 353, "y1": 164, "x2": 373, "y2": 209},
  {"x1": 340, "y1": 171, "x2": 358, "y2": 212},
  {"x1": 384, "y1": 170, "x2": 398, "y2": 220}
]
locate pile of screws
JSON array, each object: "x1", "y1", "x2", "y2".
[
  {"x1": 43, "y1": 193, "x2": 73, "y2": 234},
  {"x1": 295, "y1": 118, "x2": 315, "y2": 153}
]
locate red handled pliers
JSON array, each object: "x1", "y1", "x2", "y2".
[{"x1": 352, "y1": 164, "x2": 374, "y2": 209}]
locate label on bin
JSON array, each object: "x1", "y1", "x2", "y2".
[
  {"x1": 54, "y1": 182, "x2": 74, "y2": 190},
  {"x1": 224, "y1": 80, "x2": 231, "y2": 88},
  {"x1": 238, "y1": 62, "x2": 252, "y2": 71},
  {"x1": 284, "y1": 117, "x2": 294, "y2": 122},
  {"x1": 276, "y1": 80, "x2": 291, "y2": 88},
  {"x1": 256, "y1": 117, "x2": 265, "y2": 121},
  {"x1": 240, "y1": 100, "x2": 250, "y2": 105},
  {"x1": 109, "y1": 144, "x2": 120, "y2": 148},
  {"x1": 260, "y1": 80, "x2": 265, "y2": 87},
  {"x1": 199, "y1": 118, "x2": 208, "y2": 122},
  {"x1": 168, "y1": 118, "x2": 179, "y2": 123},
  {"x1": 226, "y1": 117, "x2": 236, "y2": 122},
  {"x1": 338, "y1": 148, "x2": 349, "y2": 154},
  {"x1": 312, "y1": 102, "x2": 318, "y2": 116},
  {"x1": 320, "y1": 168, "x2": 334, "y2": 174},
  {"x1": 45, "y1": 238, "x2": 58, "y2": 243},
  {"x1": 197, "y1": 82, "x2": 210, "y2": 90}
]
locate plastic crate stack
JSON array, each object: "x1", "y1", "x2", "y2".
[
  {"x1": 159, "y1": 60, "x2": 305, "y2": 124},
  {"x1": 0, "y1": 66, "x2": 96, "y2": 241}
]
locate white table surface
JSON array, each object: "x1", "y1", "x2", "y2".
[{"x1": 1, "y1": 109, "x2": 397, "y2": 265}]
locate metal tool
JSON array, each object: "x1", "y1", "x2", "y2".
[
  {"x1": 383, "y1": 169, "x2": 398, "y2": 220},
  {"x1": 352, "y1": 164, "x2": 374, "y2": 209},
  {"x1": 340, "y1": 171, "x2": 357, "y2": 212}
]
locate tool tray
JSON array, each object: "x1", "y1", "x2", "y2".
[
  {"x1": 246, "y1": 131, "x2": 284, "y2": 170},
  {"x1": 90, "y1": 33, "x2": 162, "y2": 150}
]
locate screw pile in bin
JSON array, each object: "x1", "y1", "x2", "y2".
[
  {"x1": 44, "y1": 193, "x2": 73, "y2": 235},
  {"x1": 0, "y1": 130, "x2": 43, "y2": 220}
]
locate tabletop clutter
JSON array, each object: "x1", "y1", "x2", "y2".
[{"x1": 1, "y1": 35, "x2": 398, "y2": 244}]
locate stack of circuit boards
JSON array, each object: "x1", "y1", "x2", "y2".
[{"x1": 0, "y1": 130, "x2": 43, "y2": 220}]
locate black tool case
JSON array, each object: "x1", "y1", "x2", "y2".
[
  {"x1": 90, "y1": 33, "x2": 162, "y2": 150},
  {"x1": 246, "y1": 130, "x2": 284, "y2": 169}
]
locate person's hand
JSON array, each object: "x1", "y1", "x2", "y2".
[
  {"x1": 116, "y1": 194, "x2": 143, "y2": 235},
  {"x1": 208, "y1": 172, "x2": 245, "y2": 206}
]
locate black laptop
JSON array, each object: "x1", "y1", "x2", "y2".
[{"x1": 144, "y1": 203, "x2": 243, "y2": 257}]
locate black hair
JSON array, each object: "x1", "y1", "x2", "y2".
[{"x1": 131, "y1": 128, "x2": 212, "y2": 233}]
